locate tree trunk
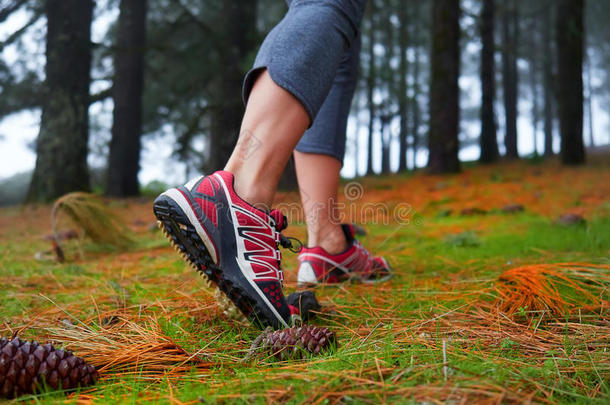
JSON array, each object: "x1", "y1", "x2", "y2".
[
  {"x1": 479, "y1": 0, "x2": 499, "y2": 163},
  {"x1": 205, "y1": 2, "x2": 258, "y2": 173},
  {"x1": 529, "y1": 16, "x2": 540, "y2": 157},
  {"x1": 410, "y1": 1, "x2": 421, "y2": 170},
  {"x1": 365, "y1": 2, "x2": 376, "y2": 176},
  {"x1": 27, "y1": 0, "x2": 94, "y2": 201},
  {"x1": 398, "y1": 1, "x2": 409, "y2": 172},
  {"x1": 380, "y1": 4, "x2": 394, "y2": 175},
  {"x1": 531, "y1": 69, "x2": 540, "y2": 157},
  {"x1": 381, "y1": 116, "x2": 391, "y2": 174},
  {"x1": 106, "y1": 0, "x2": 147, "y2": 197},
  {"x1": 427, "y1": 0, "x2": 460, "y2": 174},
  {"x1": 542, "y1": 10, "x2": 554, "y2": 157},
  {"x1": 501, "y1": 0, "x2": 518, "y2": 159},
  {"x1": 353, "y1": 106, "x2": 363, "y2": 175},
  {"x1": 556, "y1": 0, "x2": 585, "y2": 165},
  {"x1": 410, "y1": 50, "x2": 420, "y2": 170},
  {"x1": 585, "y1": 50, "x2": 595, "y2": 148}
]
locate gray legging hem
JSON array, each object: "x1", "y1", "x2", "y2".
[
  {"x1": 242, "y1": 0, "x2": 365, "y2": 163},
  {"x1": 293, "y1": 145, "x2": 344, "y2": 163},
  {"x1": 242, "y1": 65, "x2": 317, "y2": 125}
]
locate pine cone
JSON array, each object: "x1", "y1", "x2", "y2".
[
  {"x1": 286, "y1": 291, "x2": 321, "y2": 321},
  {"x1": 0, "y1": 337, "x2": 98, "y2": 399},
  {"x1": 260, "y1": 325, "x2": 336, "y2": 361}
]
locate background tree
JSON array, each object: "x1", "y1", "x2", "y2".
[
  {"x1": 379, "y1": 4, "x2": 396, "y2": 175},
  {"x1": 204, "y1": 1, "x2": 258, "y2": 172},
  {"x1": 106, "y1": 0, "x2": 148, "y2": 197},
  {"x1": 524, "y1": 1, "x2": 541, "y2": 157},
  {"x1": 556, "y1": 0, "x2": 586, "y2": 165},
  {"x1": 586, "y1": 0, "x2": 610, "y2": 146},
  {"x1": 542, "y1": 9, "x2": 555, "y2": 157},
  {"x1": 409, "y1": 0, "x2": 427, "y2": 171},
  {"x1": 397, "y1": 0, "x2": 409, "y2": 172},
  {"x1": 364, "y1": 0, "x2": 377, "y2": 176},
  {"x1": 501, "y1": 0, "x2": 519, "y2": 159},
  {"x1": 427, "y1": 0, "x2": 460, "y2": 173},
  {"x1": 27, "y1": 0, "x2": 94, "y2": 201},
  {"x1": 479, "y1": 0, "x2": 498, "y2": 163},
  {"x1": 2, "y1": 0, "x2": 610, "y2": 206}
]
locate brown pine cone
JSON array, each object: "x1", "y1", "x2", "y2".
[
  {"x1": 260, "y1": 325, "x2": 336, "y2": 361},
  {"x1": 0, "y1": 337, "x2": 98, "y2": 399}
]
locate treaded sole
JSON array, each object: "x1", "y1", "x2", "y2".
[
  {"x1": 296, "y1": 271, "x2": 393, "y2": 288},
  {"x1": 153, "y1": 197, "x2": 285, "y2": 329},
  {"x1": 156, "y1": 220, "x2": 247, "y2": 323}
]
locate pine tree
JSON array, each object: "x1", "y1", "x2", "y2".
[
  {"x1": 542, "y1": 9, "x2": 555, "y2": 157},
  {"x1": 501, "y1": 0, "x2": 519, "y2": 159},
  {"x1": 205, "y1": 1, "x2": 258, "y2": 172},
  {"x1": 397, "y1": 0, "x2": 409, "y2": 172},
  {"x1": 428, "y1": 0, "x2": 461, "y2": 173},
  {"x1": 27, "y1": 0, "x2": 94, "y2": 201},
  {"x1": 365, "y1": 0, "x2": 377, "y2": 176},
  {"x1": 479, "y1": 0, "x2": 499, "y2": 163},
  {"x1": 556, "y1": 0, "x2": 586, "y2": 165},
  {"x1": 106, "y1": 0, "x2": 148, "y2": 197}
]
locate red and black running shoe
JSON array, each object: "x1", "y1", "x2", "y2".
[
  {"x1": 153, "y1": 171, "x2": 301, "y2": 329},
  {"x1": 297, "y1": 224, "x2": 392, "y2": 286}
]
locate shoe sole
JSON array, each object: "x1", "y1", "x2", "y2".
[
  {"x1": 297, "y1": 267, "x2": 393, "y2": 288},
  {"x1": 297, "y1": 275, "x2": 392, "y2": 288},
  {"x1": 153, "y1": 196, "x2": 283, "y2": 329}
]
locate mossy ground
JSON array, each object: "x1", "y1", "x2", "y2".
[{"x1": 1, "y1": 159, "x2": 609, "y2": 404}]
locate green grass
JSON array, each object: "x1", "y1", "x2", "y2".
[{"x1": 1, "y1": 177, "x2": 609, "y2": 403}]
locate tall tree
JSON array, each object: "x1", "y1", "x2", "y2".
[
  {"x1": 205, "y1": 1, "x2": 258, "y2": 172},
  {"x1": 556, "y1": 0, "x2": 585, "y2": 165},
  {"x1": 106, "y1": 0, "x2": 148, "y2": 197},
  {"x1": 584, "y1": 49, "x2": 595, "y2": 148},
  {"x1": 528, "y1": 13, "x2": 540, "y2": 157},
  {"x1": 501, "y1": 0, "x2": 519, "y2": 159},
  {"x1": 427, "y1": 0, "x2": 460, "y2": 173},
  {"x1": 479, "y1": 0, "x2": 499, "y2": 163},
  {"x1": 380, "y1": 5, "x2": 395, "y2": 175},
  {"x1": 409, "y1": 0, "x2": 423, "y2": 171},
  {"x1": 542, "y1": 10, "x2": 554, "y2": 157},
  {"x1": 27, "y1": 0, "x2": 94, "y2": 201},
  {"x1": 380, "y1": 113, "x2": 391, "y2": 174},
  {"x1": 365, "y1": 1, "x2": 377, "y2": 176},
  {"x1": 397, "y1": 0, "x2": 409, "y2": 172}
]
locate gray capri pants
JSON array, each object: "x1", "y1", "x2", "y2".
[{"x1": 242, "y1": 0, "x2": 366, "y2": 163}]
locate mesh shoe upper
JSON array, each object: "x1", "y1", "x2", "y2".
[
  {"x1": 297, "y1": 224, "x2": 392, "y2": 286},
  {"x1": 155, "y1": 170, "x2": 299, "y2": 328}
]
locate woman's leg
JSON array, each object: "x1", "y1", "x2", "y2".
[
  {"x1": 225, "y1": 70, "x2": 309, "y2": 210},
  {"x1": 155, "y1": 1, "x2": 367, "y2": 329},
  {"x1": 294, "y1": 151, "x2": 347, "y2": 254},
  {"x1": 229, "y1": 0, "x2": 365, "y2": 210},
  {"x1": 294, "y1": 33, "x2": 361, "y2": 254},
  {"x1": 294, "y1": 35, "x2": 392, "y2": 286}
]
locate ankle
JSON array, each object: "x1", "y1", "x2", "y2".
[
  {"x1": 231, "y1": 169, "x2": 275, "y2": 210},
  {"x1": 309, "y1": 224, "x2": 348, "y2": 255}
]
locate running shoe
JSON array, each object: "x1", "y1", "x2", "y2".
[
  {"x1": 297, "y1": 224, "x2": 392, "y2": 286},
  {"x1": 153, "y1": 171, "x2": 301, "y2": 329}
]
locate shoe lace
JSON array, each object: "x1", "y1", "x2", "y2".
[
  {"x1": 352, "y1": 240, "x2": 376, "y2": 274},
  {"x1": 269, "y1": 211, "x2": 303, "y2": 283},
  {"x1": 279, "y1": 235, "x2": 304, "y2": 253}
]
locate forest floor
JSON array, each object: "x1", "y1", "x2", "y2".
[{"x1": 1, "y1": 157, "x2": 609, "y2": 404}]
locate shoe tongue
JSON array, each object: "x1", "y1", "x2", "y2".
[{"x1": 269, "y1": 210, "x2": 287, "y2": 231}]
